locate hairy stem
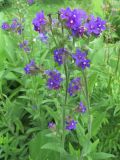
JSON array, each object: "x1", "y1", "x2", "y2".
[
  {"x1": 82, "y1": 71, "x2": 91, "y2": 140},
  {"x1": 48, "y1": 14, "x2": 58, "y2": 46},
  {"x1": 63, "y1": 63, "x2": 68, "y2": 143},
  {"x1": 80, "y1": 70, "x2": 92, "y2": 160},
  {"x1": 115, "y1": 48, "x2": 120, "y2": 74},
  {"x1": 60, "y1": 62, "x2": 69, "y2": 160}
]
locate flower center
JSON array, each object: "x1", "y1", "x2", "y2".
[
  {"x1": 71, "y1": 122, "x2": 74, "y2": 126},
  {"x1": 70, "y1": 20, "x2": 74, "y2": 24}
]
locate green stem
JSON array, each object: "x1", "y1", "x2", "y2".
[
  {"x1": 48, "y1": 14, "x2": 58, "y2": 46},
  {"x1": 62, "y1": 63, "x2": 68, "y2": 145},
  {"x1": 60, "y1": 62, "x2": 69, "y2": 160},
  {"x1": 80, "y1": 70, "x2": 92, "y2": 160},
  {"x1": 50, "y1": 25, "x2": 58, "y2": 46},
  {"x1": 82, "y1": 71, "x2": 91, "y2": 140},
  {"x1": 115, "y1": 48, "x2": 120, "y2": 74}
]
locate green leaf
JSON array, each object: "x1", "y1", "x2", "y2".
[
  {"x1": 91, "y1": 112, "x2": 106, "y2": 136},
  {"x1": 29, "y1": 130, "x2": 60, "y2": 160},
  {"x1": 88, "y1": 72, "x2": 98, "y2": 95},
  {"x1": 69, "y1": 143, "x2": 80, "y2": 157},
  {"x1": 91, "y1": 152, "x2": 115, "y2": 159},
  {"x1": 41, "y1": 142, "x2": 66, "y2": 154},
  {"x1": 91, "y1": 139, "x2": 99, "y2": 152}
]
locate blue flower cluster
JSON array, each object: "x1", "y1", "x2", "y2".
[
  {"x1": 72, "y1": 49, "x2": 90, "y2": 70},
  {"x1": 11, "y1": 18, "x2": 24, "y2": 34},
  {"x1": 48, "y1": 122, "x2": 56, "y2": 129},
  {"x1": 1, "y1": 18, "x2": 24, "y2": 34},
  {"x1": 68, "y1": 77, "x2": 81, "y2": 96},
  {"x1": 45, "y1": 70, "x2": 63, "y2": 90},
  {"x1": 53, "y1": 48, "x2": 90, "y2": 70},
  {"x1": 76, "y1": 102, "x2": 87, "y2": 113},
  {"x1": 24, "y1": 60, "x2": 38, "y2": 74},
  {"x1": 53, "y1": 48, "x2": 66, "y2": 65},
  {"x1": 60, "y1": 7, "x2": 106, "y2": 37},
  {"x1": 85, "y1": 16, "x2": 106, "y2": 36},
  {"x1": 66, "y1": 119, "x2": 77, "y2": 130},
  {"x1": 32, "y1": 11, "x2": 46, "y2": 33},
  {"x1": 1, "y1": 22, "x2": 10, "y2": 30},
  {"x1": 19, "y1": 40, "x2": 30, "y2": 53}
]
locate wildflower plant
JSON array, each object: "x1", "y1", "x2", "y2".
[{"x1": 28, "y1": 7, "x2": 108, "y2": 159}]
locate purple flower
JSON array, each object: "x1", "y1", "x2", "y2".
[
  {"x1": 76, "y1": 9, "x2": 88, "y2": 21},
  {"x1": 53, "y1": 48, "x2": 66, "y2": 65},
  {"x1": 59, "y1": 8, "x2": 106, "y2": 37},
  {"x1": 24, "y1": 60, "x2": 39, "y2": 74},
  {"x1": 65, "y1": 9, "x2": 81, "y2": 30},
  {"x1": 66, "y1": 16, "x2": 79, "y2": 30},
  {"x1": 39, "y1": 33, "x2": 48, "y2": 43},
  {"x1": 95, "y1": 17, "x2": 106, "y2": 34},
  {"x1": 68, "y1": 77, "x2": 81, "y2": 96},
  {"x1": 60, "y1": 8, "x2": 88, "y2": 35},
  {"x1": 66, "y1": 119, "x2": 77, "y2": 130},
  {"x1": 60, "y1": 7, "x2": 72, "y2": 20},
  {"x1": 11, "y1": 18, "x2": 23, "y2": 34},
  {"x1": 76, "y1": 102, "x2": 86, "y2": 113},
  {"x1": 19, "y1": 40, "x2": 30, "y2": 52},
  {"x1": 45, "y1": 69, "x2": 63, "y2": 90},
  {"x1": 32, "y1": 11, "x2": 46, "y2": 33},
  {"x1": 1, "y1": 22, "x2": 10, "y2": 30},
  {"x1": 48, "y1": 122, "x2": 56, "y2": 129},
  {"x1": 85, "y1": 15, "x2": 106, "y2": 36},
  {"x1": 72, "y1": 49, "x2": 90, "y2": 70},
  {"x1": 27, "y1": 0, "x2": 34, "y2": 5},
  {"x1": 72, "y1": 25, "x2": 86, "y2": 37}
]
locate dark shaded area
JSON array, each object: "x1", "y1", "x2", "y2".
[{"x1": 0, "y1": 0, "x2": 11, "y2": 11}]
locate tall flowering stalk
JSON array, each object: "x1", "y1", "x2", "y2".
[
  {"x1": 82, "y1": 70, "x2": 92, "y2": 139},
  {"x1": 27, "y1": 7, "x2": 106, "y2": 159},
  {"x1": 62, "y1": 58, "x2": 69, "y2": 149}
]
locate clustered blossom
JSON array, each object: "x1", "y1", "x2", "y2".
[
  {"x1": 85, "y1": 16, "x2": 106, "y2": 36},
  {"x1": 32, "y1": 11, "x2": 46, "y2": 33},
  {"x1": 76, "y1": 102, "x2": 86, "y2": 113},
  {"x1": 72, "y1": 49, "x2": 90, "y2": 70},
  {"x1": 1, "y1": 22, "x2": 10, "y2": 30},
  {"x1": 1, "y1": 18, "x2": 24, "y2": 34},
  {"x1": 66, "y1": 119, "x2": 77, "y2": 130},
  {"x1": 53, "y1": 48, "x2": 66, "y2": 65},
  {"x1": 11, "y1": 18, "x2": 24, "y2": 34},
  {"x1": 45, "y1": 69, "x2": 63, "y2": 90},
  {"x1": 27, "y1": 0, "x2": 34, "y2": 5},
  {"x1": 60, "y1": 7, "x2": 106, "y2": 37},
  {"x1": 68, "y1": 77, "x2": 81, "y2": 96},
  {"x1": 48, "y1": 122, "x2": 56, "y2": 129},
  {"x1": 72, "y1": 25, "x2": 86, "y2": 37},
  {"x1": 24, "y1": 60, "x2": 39, "y2": 74},
  {"x1": 19, "y1": 40, "x2": 30, "y2": 52}
]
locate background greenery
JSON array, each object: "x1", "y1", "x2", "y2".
[{"x1": 0, "y1": 0, "x2": 120, "y2": 160}]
